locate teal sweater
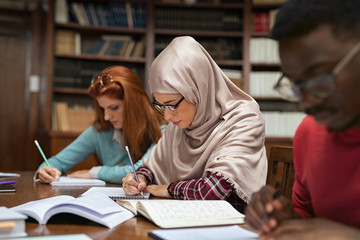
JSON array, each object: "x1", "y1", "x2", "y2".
[{"x1": 37, "y1": 126, "x2": 166, "y2": 184}]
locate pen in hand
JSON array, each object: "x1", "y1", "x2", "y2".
[
  {"x1": 34, "y1": 140, "x2": 59, "y2": 180},
  {"x1": 34, "y1": 140, "x2": 51, "y2": 167},
  {"x1": 125, "y1": 145, "x2": 143, "y2": 196}
]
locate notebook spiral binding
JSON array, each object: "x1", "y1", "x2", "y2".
[{"x1": 109, "y1": 195, "x2": 148, "y2": 200}]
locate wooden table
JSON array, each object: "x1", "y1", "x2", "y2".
[{"x1": 0, "y1": 171, "x2": 250, "y2": 239}]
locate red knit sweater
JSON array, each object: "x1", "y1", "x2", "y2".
[{"x1": 293, "y1": 116, "x2": 360, "y2": 228}]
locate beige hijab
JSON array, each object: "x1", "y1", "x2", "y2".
[{"x1": 145, "y1": 36, "x2": 267, "y2": 203}]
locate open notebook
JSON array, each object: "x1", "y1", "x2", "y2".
[
  {"x1": 81, "y1": 187, "x2": 150, "y2": 200},
  {"x1": 116, "y1": 199, "x2": 245, "y2": 228},
  {"x1": 50, "y1": 177, "x2": 105, "y2": 186}
]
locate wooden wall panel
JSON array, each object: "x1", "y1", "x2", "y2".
[{"x1": 0, "y1": 5, "x2": 47, "y2": 171}]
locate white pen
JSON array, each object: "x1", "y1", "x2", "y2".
[{"x1": 125, "y1": 146, "x2": 143, "y2": 195}]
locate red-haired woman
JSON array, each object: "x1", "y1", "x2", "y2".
[{"x1": 36, "y1": 66, "x2": 166, "y2": 184}]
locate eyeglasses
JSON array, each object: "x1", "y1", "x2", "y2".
[
  {"x1": 152, "y1": 96, "x2": 185, "y2": 114},
  {"x1": 274, "y1": 41, "x2": 360, "y2": 102},
  {"x1": 91, "y1": 75, "x2": 122, "y2": 90}
]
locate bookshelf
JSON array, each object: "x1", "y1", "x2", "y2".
[
  {"x1": 45, "y1": 0, "x2": 150, "y2": 161},
  {"x1": 43, "y1": 0, "x2": 296, "y2": 159},
  {"x1": 245, "y1": 0, "x2": 304, "y2": 153},
  {"x1": 152, "y1": 1, "x2": 244, "y2": 88}
]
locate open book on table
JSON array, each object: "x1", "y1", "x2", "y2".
[
  {"x1": 116, "y1": 199, "x2": 245, "y2": 229},
  {"x1": 10, "y1": 192, "x2": 134, "y2": 228}
]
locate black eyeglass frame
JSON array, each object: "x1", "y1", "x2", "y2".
[
  {"x1": 152, "y1": 96, "x2": 185, "y2": 114},
  {"x1": 274, "y1": 41, "x2": 360, "y2": 102}
]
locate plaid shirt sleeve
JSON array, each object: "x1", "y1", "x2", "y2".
[
  {"x1": 170, "y1": 173, "x2": 233, "y2": 200},
  {"x1": 136, "y1": 168, "x2": 232, "y2": 200},
  {"x1": 136, "y1": 167, "x2": 154, "y2": 185},
  {"x1": 136, "y1": 168, "x2": 246, "y2": 212}
]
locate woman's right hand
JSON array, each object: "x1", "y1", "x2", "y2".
[
  {"x1": 122, "y1": 173, "x2": 147, "y2": 196},
  {"x1": 245, "y1": 185, "x2": 294, "y2": 234},
  {"x1": 38, "y1": 166, "x2": 61, "y2": 183}
]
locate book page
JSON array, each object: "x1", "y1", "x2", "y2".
[
  {"x1": 44, "y1": 193, "x2": 134, "y2": 228},
  {"x1": 10, "y1": 195, "x2": 74, "y2": 223},
  {"x1": 11, "y1": 193, "x2": 134, "y2": 229},
  {"x1": 116, "y1": 200, "x2": 140, "y2": 215},
  {"x1": 137, "y1": 200, "x2": 245, "y2": 228}
]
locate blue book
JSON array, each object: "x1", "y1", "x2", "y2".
[
  {"x1": 148, "y1": 225, "x2": 258, "y2": 240},
  {"x1": 81, "y1": 2, "x2": 94, "y2": 25},
  {"x1": 87, "y1": 40, "x2": 105, "y2": 55}
]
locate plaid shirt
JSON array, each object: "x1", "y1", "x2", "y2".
[{"x1": 137, "y1": 167, "x2": 246, "y2": 213}]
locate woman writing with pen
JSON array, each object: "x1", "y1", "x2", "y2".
[
  {"x1": 122, "y1": 37, "x2": 267, "y2": 213},
  {"x1": 36, "y1": 66, "x2": 166, "y2": 184}
]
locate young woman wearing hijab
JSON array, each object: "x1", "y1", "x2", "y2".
[
  {"x1": 122, "y1": 36, "x2": 267, "y2": 212},
  {"x1": 36, "y1": 66, "x2": 166, "y2": 184}
]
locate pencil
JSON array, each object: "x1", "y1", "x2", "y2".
[
  {"x1": 125, "y1": 145, "x2": 143, "y2": 196},
  {"x1": 34, "y1": 140, "x2": 51, "y2": 168},
  {"x1": 0, "y1": 221, "x2": 15, "y2": 228}
]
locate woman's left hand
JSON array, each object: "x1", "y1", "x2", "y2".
[
  {"x1": 145, "y1": 184, "x2": 170, "y2": 198},
  {"x1": 67, "y1": 169, "x2": 91, "y2": 179}
]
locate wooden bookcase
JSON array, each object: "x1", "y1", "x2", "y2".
[{"x1": 43, "y1": 0, "x2": 293, "y2": 161}]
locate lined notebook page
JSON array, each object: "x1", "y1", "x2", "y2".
[
  {"x1": 81, "y1": 187, "x2": 150, "y2": 200},
  {"x1": 136, "y1": 200, "x2": 245, "y2": 228}
]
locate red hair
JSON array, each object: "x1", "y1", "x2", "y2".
[{"x1": 88, "y1": 66, "x2": 165, "y2": 162}]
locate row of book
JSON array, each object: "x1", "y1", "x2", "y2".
[
  {"x1": 53, "y1": 102, "x2": 95, "y2": 132},
  {"x1": 53, "y1": 58, "x2": 143, "y2": 89},
  {"x1": 87, "y1": 35, "x2": 145, "y2": 58},
  {"x1": 250, "y1": 37, "x2": 280, "y2": 63},
  {"x1": 160, "y1": 0, "x2": 242, "y2": 3},
  {"x1": 54, "y1": 58, "x2": 93, "y2": 89},
  {"x1": 252, "y1": 9, "x2": 278, "y2": 33},
  {"x1": 53, "y1": 59, "x2": 106, "y2": 89},
  {"x1": 155, "y1": 7, "x2": 242, "y2": 31},
  {"x1": 249, "y1": 71, "x2": 282, "y2": 97},
  {"x1": 252, "y1": 0, "x2": 286, "y2": 5},
  {"x1": 262, "y1": 111, "x2": 306, "y2": 137},
  {"x1": 55, "y1": 29, "x2": 80, "y2": 55},
  {"x1": 56, "y1": 0, "x2": 146, "y2": 29},
  {"x1": 55, "y1": 30, "x2": 145, "y2": 58},
  {"x1": 155, "y1": 37, "x2": 242, "y2": 60}
]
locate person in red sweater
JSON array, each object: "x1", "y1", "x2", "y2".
[{"x1": 245, "y1": 0, "x2": 360, "y2": 239}]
